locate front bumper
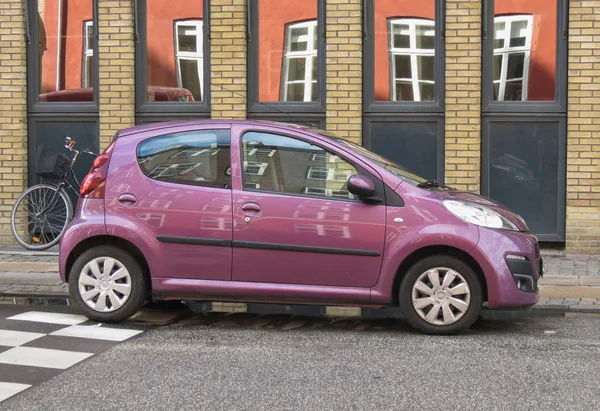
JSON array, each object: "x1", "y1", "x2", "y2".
[{"x1": 472, "y1": 227, "x2": 542, "y2": 309}]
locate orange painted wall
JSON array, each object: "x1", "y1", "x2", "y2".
[
  {"x1": 258, "y1": 0, "x2": 317, "y2": 101},
  {"x1": 146, "y1": 0, "x2": 204, "y2": 88}
]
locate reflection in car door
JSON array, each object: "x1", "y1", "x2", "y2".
[
  {"x1": 230, "y1": 126, "x2": 386, "y2": 288},
  {"x1": 105, "y1": 126, "x2": 233, "y2": 281}
]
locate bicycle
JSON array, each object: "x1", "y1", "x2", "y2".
[{"x1": 10, "y1": 137, "x2": 97, "y2": 251}]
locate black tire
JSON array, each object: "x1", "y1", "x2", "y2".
[
  {"x1": 69, "y1": 245, "x2": 148, "y2": 322},
  {"x1": 399, "y1": 255, "x2": 483, "y2": 335}
]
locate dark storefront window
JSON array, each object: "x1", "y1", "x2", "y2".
[
  {"x1": 482, "y1": 0, "x2": 567, "y2": 241},
  {"x1": 485, "y1": 121, "x2": 563, "y2": 237},
  {"x1": 363, "y1": 0, "x2": 445, "y2": 182},
  {"x1": 248, "y1": 0, "x2": 326, "y2": 117},
  {"x1": 136, "y1": 0, "x2": 211, "y2": 119}
]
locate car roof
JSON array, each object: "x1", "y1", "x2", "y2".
[{"x1": 116, "y1": 119, "x2": 320, "y2": 139}]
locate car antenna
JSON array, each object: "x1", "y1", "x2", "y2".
[{"x1": 213, "y1": 84, "x2": 320, "y2": 129}]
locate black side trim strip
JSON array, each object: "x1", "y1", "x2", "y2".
[
  {"x1": 156, "y1": 236, "x2": 381, "y2": 257},
  {"x1": 233, "y1": 241, "x2": 381, "y2": 257},
  {"x1": 157, "y1": 236, "x2": 232, "y2": 247}
]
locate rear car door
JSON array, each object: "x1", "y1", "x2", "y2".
[
  {"x1": 230, "y1": 125, "x2": 386, "y2": 288},
  {"x1": 105, "y1": 125, "x2": 233, "y2": 281}
]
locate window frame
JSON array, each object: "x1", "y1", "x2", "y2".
[
  {"x1": 26, "y1": 0, "x2": 99, "y2": 113},
  {"x1": 247, "y1": 0, "x2": 327, "y2": 116},
  {"x1": 239, "y1": 129, "x2": 385, "y2": 204},
  {"x1": 482, "y1": 0, "x2": 568, "y2": 113},
  {"x1": 281, "y1": 20, "x2": 318, "y2": 102},
  {"x1": 135, "y1": 0, "x2": 211, "y2": 119},
  {"x1": 388, "y1": 18, "x2": 436, "y2": 102},
  {"x1": 362, "y1": 0, "x2": 445, "y2": 114}
]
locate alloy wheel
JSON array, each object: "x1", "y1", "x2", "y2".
[
  {"x1": 411, "y1": 267, "x2": 471, "y2": 326},
  {"x1": 78, "y1": 257, "x2": 132, "y2": 313}
]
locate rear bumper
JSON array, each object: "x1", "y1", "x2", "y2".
[
  {"x1": 59, "y1": 199, "x2": 106, "y2": 282},
  {"x1": 473, "y1": 227, "x2": 541, "y2": 309}
]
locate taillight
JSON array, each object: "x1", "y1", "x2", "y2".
[{"x1": 80, "y1": 142, "x2": 115, "y2": 199}]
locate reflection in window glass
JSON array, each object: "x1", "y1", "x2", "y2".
[
  {"x1": 38, "y1": 0, "x2": 94, "y2": 102},
  {"x1": 282, "y1": 21, "x2": 318, "y2": 102},
  {"x1": 389, "y1": 19, "x2": 435, "y2": 101},
  {"x1": 493, "y1": 0, "x2": 557, "y2": 102},
  {"x1": 146, "y1": 0, "x2": 204, "y2": 102},
  {"x1": 373, "y1": 1, "x2": 436, "y2": 102},
  {"x1": 258, "y1": 0, "x2": 319, "y2": 102},
  {"x1": 492, "y1": 15, "x2": 532, "y2": 101},
  {"x1": 137, "y1": 129, "x2": 231, "y2": 189},
  {"x1": 82, "y1": 21, "x2": 94, "y2": 88},
  {"x1": 241, "y1": 132, "x2": 357, "y2": 200}
]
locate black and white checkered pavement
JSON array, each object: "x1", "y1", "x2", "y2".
[{"x1": 0, "y1": 305, "x2": 145, "y2": 404}]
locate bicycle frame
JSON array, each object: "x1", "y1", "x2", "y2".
[{"x1": 36, "y1": 139, "x2": 95, "y2": 216}]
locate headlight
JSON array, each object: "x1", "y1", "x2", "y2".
[{"x1": 443, "y1": 200, "x2": 519, "y2": 231}]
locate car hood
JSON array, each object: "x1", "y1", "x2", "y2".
[{"x1": 434, "y1": 190, "x2": 529, "y2": 231}]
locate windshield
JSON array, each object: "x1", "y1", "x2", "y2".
[{"x1": 311, "y1": 129, "x2": 428, "y2": 185}]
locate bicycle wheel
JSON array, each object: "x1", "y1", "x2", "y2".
[{"x1": 10, "y1": 184, "x2": 73, "y2": 251}]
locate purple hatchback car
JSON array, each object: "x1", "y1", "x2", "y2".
[{"x1": 59, "y1": 120, "x2": 542, "y2": 335}]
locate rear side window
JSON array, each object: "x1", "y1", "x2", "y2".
[{"x1": 137, "y1": 129, "x2": 231, "y2": 189}]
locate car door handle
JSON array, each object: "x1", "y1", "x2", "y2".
[
  {"x1": 241, "y1": 202, "x2": 261, "y2": 216},
  {"x1": 118, "y1": 193, "x2": 137, "y2": 206}
]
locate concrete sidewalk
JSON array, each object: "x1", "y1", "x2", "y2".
[{"x1": 1, "y1": 247, "x2": 600, "y2": 315}]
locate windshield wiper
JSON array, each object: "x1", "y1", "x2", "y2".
[{"x1": 417, "y1": 179, "x2": 447, "y2": 189}]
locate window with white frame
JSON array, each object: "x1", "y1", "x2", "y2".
[
  {"x1": 389, "y1": 19, "x2": 435, "y2": 102},
  {"x1": 82, "y1": 21, "x2": 93, "y2": 88},
  {"x1": 492, "y1": 15, "x2": 533, "y2": 101},
  {"x1": 174, "y1": 20, "x2": 203, "y2": 102},
  {"x1": 282, "y1": 20, "x2": 318, "y2": 102}
]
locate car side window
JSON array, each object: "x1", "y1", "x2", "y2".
[
  {"x1": 137, "y1": 129, "x2": 231, "y2": 189},
  {"x1": 241, "y1": 131, "x2": 359, "y2": 200}
]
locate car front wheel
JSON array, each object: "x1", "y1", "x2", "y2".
[
  {"x1": 399, "y1": 255, "x2": 483, "y2": 335},
  {"x1": 69, "y1": 246, "x2": 147, "y2": 322}
]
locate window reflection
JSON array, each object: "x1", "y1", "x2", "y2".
[
  {"x1": 493, "y1": 0, "x2": 557, "y2": 101},
  {"x1": 374, "y1": 1, "x2": 436, "y2": 102},
  {"x1": 137, "y1": 129, "x2": 232, "y2": 189},
  {"x1": 258, "y1": 0, "x2": 318, "y2": 102},
  {"x1": 38, "y1": 0, "x2": 94, "y2": 102},
  {"x1": 241, "y1": 132, "x2": 357, "y2": 200},
  {"x1": 146, "y1": 0, "x2": 205, "y2": 102}
]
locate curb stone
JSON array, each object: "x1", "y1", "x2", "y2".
[{"x1": 2, "y1": 293, "x2": 600, "y2": 320}]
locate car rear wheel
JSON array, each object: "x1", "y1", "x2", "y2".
[
  {"x1": 399, "y1": 255, "x2": 482, "y2": 335},
  {"x1": 69, "y1": 246, "x2": 147, "y2": 322}
]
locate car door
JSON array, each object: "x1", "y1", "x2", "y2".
[
  {"x1": 230, "y1": 126, "x2": 386, "y2": 288},
  {"x1": 105, "y1": 125, "x2": 233, "y2": 281}
]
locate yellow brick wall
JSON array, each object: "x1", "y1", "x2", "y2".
[
  {"x1": 444, "y1": 0, "x2": 482, "y2": 192},
  {"x1": 325, "y1": 0, "x2": 362, "y2": 143},
  {"x1": 98, "y1": 0, "x2": 135, "y2": 149},
  {"x1": 0, "y1": 0, "x2": 27, "y2": 243},
  {"x1": 566, "y1": 1, "x2": 600, "y2": 254},
  {"x1": 210, "y1": 0, "x2": 247, "y2": 120}
]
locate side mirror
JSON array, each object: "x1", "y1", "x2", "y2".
[{"x1": 347, "y1": 175, "x2": 375, "y2": 198}]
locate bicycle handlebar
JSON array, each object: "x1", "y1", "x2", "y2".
[{"x1": 64, "y1": 137, "x2": 98, "y2": 156}]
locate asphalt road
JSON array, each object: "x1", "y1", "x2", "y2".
[{"x1": 4, "y1": 312, "x2": 600, "y2": 411}]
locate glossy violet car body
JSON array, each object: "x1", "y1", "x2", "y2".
[{"x1": 59, "y1": 120, "x2": 542, "y2": 334}]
